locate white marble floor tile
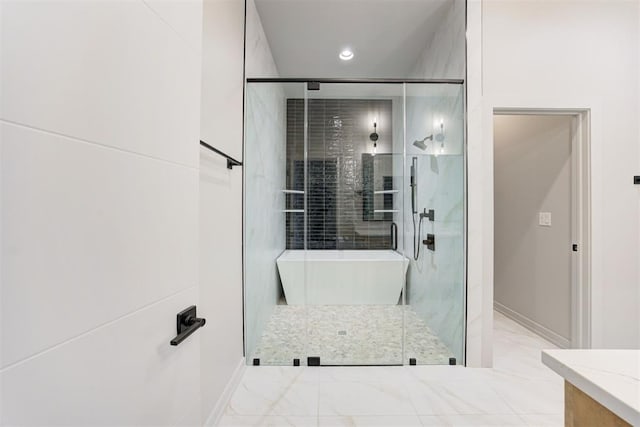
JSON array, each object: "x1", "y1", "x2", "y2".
[
  {"x1": 318, "y1": 381, "x2": 417, "y2": 416},
  {"x1": 405, "y1": 365, "x2": 488, "y2": 383},
  {"x1": 488, "y1": 378, "x2": 563, "y2": 415},
  {"x1": 318, "y1": 415, "x2": 422, "y2": 426},
  {"x1": 318, "y1": 366, "x2": 412, "y2": 383},
  {"x1": 406, "y1": 379, "x2": 514, "y2": 416},
  {"x1": 218, "y1": 415, "x2": 318, "y2": 427},
  {"x1": 419, "y1": 414, "x2": 527, "y2": 426},
  {"x1": 225, "y1": 367, "x2": 319, "y2": 417},
  {"x1": 220, "y1": 311, "x2": 565, "y2": 426},
  {"x1": 518, "y1": 413, "x2": 564, "y2": 427}
]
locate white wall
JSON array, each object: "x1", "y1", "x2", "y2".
[
  {"x1": 481, "y1": 0, "x2": 640, "y2": 349},
  {"x1": 198, "y1": 0, "x2": 284, "y2": 419},
  {"x1": 1, "y1": 0, "x2": 203, "y2": 424},
  {"x1": 493, "y1": 114, "x2": 573, "y2": 347},
  {"x1": 199, "y1": 0, "x2": 246, "y2": 424},
  {"x1": 466, "y1": 0, "x2": 493, "y2": 367},
  {"x1": 410, "y1": 0, "x2": 466, "y2": 80}
]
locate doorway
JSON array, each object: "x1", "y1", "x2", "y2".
[{"x1": 492, "y1": 110, "x2": 590, "y2": 349}]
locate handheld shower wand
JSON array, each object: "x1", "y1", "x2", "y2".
[
  {"x1": 410, "y1": 157, "x2": 417, "y2": 215},
  {"x1": 411, "y1": 157, "x2": 434, "y2": 261},
  {"x1": 411, "y1": 157, "x2": 422, "y2": 260}
]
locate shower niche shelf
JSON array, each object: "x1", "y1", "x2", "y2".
[{"x1": 283, "y1": 189, "x2": 304, "y2": 213}]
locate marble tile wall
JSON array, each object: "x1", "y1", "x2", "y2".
[
  {"x1": 404, "y1": 0, "x2": 470, "y2": 363},
  {"x1": 244, "y1": 83, "x2": 287, "y2": 362},
  {"x1": 243, "y1": 0, "x2": 288, "y2": 365},
  {"x1": 403, "y1": 86, "x2": 466, "y2": 363}
]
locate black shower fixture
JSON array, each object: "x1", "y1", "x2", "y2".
[{"x1": 412, "y1": 134, "x2": 433, "y2": 151}]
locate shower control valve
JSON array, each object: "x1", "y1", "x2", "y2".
[
  {"x1": 423, "y1": 234, "x2": 436, "y2": 251},
  {"x1": 420, "y1": 208, "x2": 435, "y2": 222}
]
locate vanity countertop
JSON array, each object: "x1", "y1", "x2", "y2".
[{"x1": 542, "y1": 349, "x2": 640, "y2": 426}]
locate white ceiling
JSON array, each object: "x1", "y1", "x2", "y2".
[{"x1": 254, "y1": 0, "x2": 453, "y2": 79}]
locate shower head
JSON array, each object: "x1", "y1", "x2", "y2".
[
  {"x1": 413, "y1": 139, "x2": 427, "y2": 151},
  {"x1": 412, "y1": 134, "x2": 433, "y2": 151}
]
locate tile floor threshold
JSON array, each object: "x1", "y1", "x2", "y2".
[{"x1": 220, "y1": 311, "x2": 564, "y2": 426}]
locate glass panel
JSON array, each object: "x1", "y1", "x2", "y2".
[
  {"x1": 301, "y1": 83, "x2": 407, "y2": 366},
  {"x1": 244, "y1": 81, "x2": 466, "y2": 367},
  {"x1": 403, "y1": 83, "x2": 465, "y2": 365},
  {"x1": 244, "y1": 82, "x2": 308, "y2": 366}
]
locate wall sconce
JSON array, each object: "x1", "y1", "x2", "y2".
[
  {"x1": 369, "y1": 122, "x2": 379, "y2": 156},
  {"x1": 434, "y1": 118, "x2": 445, "y2": 155}
]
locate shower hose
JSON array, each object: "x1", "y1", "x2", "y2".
[{"x1": 413, "y1": 212, "x2": 424, "y2": 261}]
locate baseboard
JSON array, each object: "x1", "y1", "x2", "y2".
[
  {"x1": 204, "y1": 357, "x2": 246, "y2": 426},
  {"x1": 494, "y1": 302, "x2": 571, "y2": 349}
]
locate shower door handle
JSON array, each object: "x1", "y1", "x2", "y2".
[{"x1": 390, "y1": 222, "x2": 398, "y2": 251}]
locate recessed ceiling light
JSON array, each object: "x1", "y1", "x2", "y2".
[{"x1": 339, "y1": 49, "x2": 354, "y2": 61}]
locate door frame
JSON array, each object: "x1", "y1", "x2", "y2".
[{"x1": 492, "y1": 108, "x2": 591, "y2": 349}]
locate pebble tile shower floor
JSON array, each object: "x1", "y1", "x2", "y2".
[{"x1": 252, "y1": 305, "x2": 453, "y2": 366}]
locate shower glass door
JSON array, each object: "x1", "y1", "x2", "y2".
[
  {"x1": 244, "y1": 81, "x2": 308, "y2": 366},
  {"x1": 243, "y1": 80, "x2": 466, "y2": 367},
  {"x1": 302, "y1": 82, "x2": 407, "y2": 366}
]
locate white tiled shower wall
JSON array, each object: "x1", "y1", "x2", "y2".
[
  {"x1": 1, "y1": 0, "x2": 202, "y2": 424},
  {"x1": 404, "y1": 0, "x2": 468, "y2": 364},
  {"x1": 242, "y1": 0, "x2": 287, "y2": 364},
  {"x1": 244, "y1": 83, "x2": 287, "y2": 361},
  {"x1": 403, "y1": 88, "x2": 466, "y2": 362}
]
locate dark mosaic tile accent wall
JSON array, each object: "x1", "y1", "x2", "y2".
[{"x1": 286, "y1": 98, "x2": 393, "y2": 250}]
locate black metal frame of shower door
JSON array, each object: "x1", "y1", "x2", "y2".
[
  {"x1": 241, "y1": 77, "x2": 467, "y2": 367},
  {"x1": 246, "y1": 78, "x2": 465, "y2": 85}
]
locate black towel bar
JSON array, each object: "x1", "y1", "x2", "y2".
[{"x1": 200, "y1": 140, "x2": 242, "y2": 169}]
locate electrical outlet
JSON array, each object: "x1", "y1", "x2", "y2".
[{"x1": 539, "y1": 212, "x2": 552, "y2": 227}]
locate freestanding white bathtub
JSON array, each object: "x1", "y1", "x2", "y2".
[{"x1": 276, "y1": 250, "x2": 410, "y2": 305}]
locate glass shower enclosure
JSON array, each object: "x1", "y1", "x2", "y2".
[{"x1": 244, "y1": 80, "x2": 465, "y2": 366}]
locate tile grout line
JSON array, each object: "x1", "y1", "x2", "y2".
[
  {"x1": 316, "y1": 367, "x2": 320, "y2": 426},
  {"x1": 140, "y1": 0, "x2": 202, "y2": 55},
  {"x1": 0, "y1": 285, "x2": 196, "y2": 373},
  {"x1": 402, "y1": 368, "x2": 425, "y2": 420},
  {"x1": 0, "y1": 119, "x2": 199, "y2": 171}
]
